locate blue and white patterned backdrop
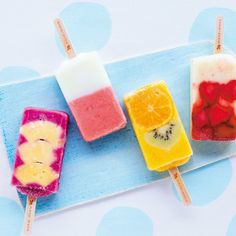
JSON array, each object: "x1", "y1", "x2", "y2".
[{"x1": 0, "y1": 1, "x2": 236, "y2": 235}]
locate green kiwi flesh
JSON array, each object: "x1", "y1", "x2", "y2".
[{"x1": 144, "y1": 119, "x2": 180, "y2": 149}]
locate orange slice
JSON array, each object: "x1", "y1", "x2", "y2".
[{"x1": 125, "y1": 83, "x2": 174, "y2": 130}]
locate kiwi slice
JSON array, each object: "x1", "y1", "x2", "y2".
[{"x1": 144, "y1": 119, "x2": 181, "y2": 149}]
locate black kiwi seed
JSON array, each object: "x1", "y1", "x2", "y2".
[{"x1": 148, "y1": 122, "x2": 176, "y2": 142}]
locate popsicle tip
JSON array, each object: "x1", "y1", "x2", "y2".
[
  {"x1": 214, "y1": 16, "x2": 224, "y2": 54},
  {"x1": 54, "y1": 18, "x2": 64, "y2": 28},
  {"x1": 217, "y1": 15, "x2": 224, "y2": 19},
  {"x1": 54, "y1": 17, "x2": 76, "y2": 59},
  {"x1": 54, "y1": 18, "x2": 60, "y2": 26}
]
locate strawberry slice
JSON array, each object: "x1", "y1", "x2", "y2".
[
  {"x1": 217, "y1": 96, "x2": 231, "y2": 107},
  {"x1": 214, "y1": 124, "x2": 235, "y2": 140},
  {"x1": 207, "y1": 104, "x2": 232, "y2": 126},
  {"x1": 199, "y1": 81, "x2": 220, "y2": 104},
  {"x1": 228, "y1": 116, "x2": 236, "y2": 128},
  {"x1": 221, "y1": 80, "x2": 236, "y2": 102},
  {"x1": 192, "y1": 109, "x2": 209, "y2": 128},
  {"x1": 192, "y1": 126, "x2": 213, "y2": 140},
  {"x1": 192, "y1": 98, "x2": 208, "y2": 114}
]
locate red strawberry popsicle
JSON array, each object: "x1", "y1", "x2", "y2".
[{"x1": 191, "y1": 54, "x2": 236, "y2": 141}]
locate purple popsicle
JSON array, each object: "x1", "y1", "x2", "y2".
[{"x1": 11, "y1": 107, "x2": 69, "y2": 198}]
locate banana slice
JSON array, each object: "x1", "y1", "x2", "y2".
[
  {"x1": 18, "y1": 140, "x2": 56, "y2": 165},
  {"x1": 20, "y1": 121, "x2": 63, "y2": 147},
  {"x1": 15, "y1": 163, "x2": 59, "y2": 187}
]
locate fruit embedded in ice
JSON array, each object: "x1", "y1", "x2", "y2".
[
  {"x1": 220, "y1": 80, "x2": 236, "y2": 102},
  {"x1": 191, "y1": 56, "x2": 236, "y2": 141},
  {"x1": 125, "y1": 83, "x2": 174, "y2": 130},
  {"x1": 217, "y1": 96, "x2": 231, "y2": 107},
  {"x1": 192, "y1": 109, "x2": 209, "y2": 128},
  {"x1": 20, "y1": 121, "x2": 63, "y2": 147},
  {"x1": 192, "y1": 126, "x2": 213, "y2": 140},
  {"x1": 199, "y1": 81, "x2": 220, "y2": 104},
  {"x1": 229, "y1": 116, "x2": 236, "y2": 127},
  {"x1": 144, "y1": 119, "x2": 180, "y2": 149},
  {"x1": 207, "y1": 104, "x2": 232, "y2": 126},
  {"x1": 18, "y1": 140, "x2": 56, "y2": 166},
  {"x1": 15, "y1": 162, "x2": 59, "y2": 187},
  {"x1": 214, "y1": 124, "x2": 235, "y2": 139}
]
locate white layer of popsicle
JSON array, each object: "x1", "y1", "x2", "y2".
[{"x1": 56, "y1": 52, "x2": 111, "y2": 102}]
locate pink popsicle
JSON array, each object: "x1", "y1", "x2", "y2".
[
  {"x1": 69, "y1": 86, "x2": 126, "y2": 141},
  {"x1": 54, "y1": 19, "x2": 126, "y2": 142},
  {"x1": 56, "y1": 52, "x2": 127, "y2": 142}
]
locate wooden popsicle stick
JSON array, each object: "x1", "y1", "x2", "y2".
[
  {"x1": 54, "y1": 18, "x2": 76, "y2": 59},
  {"x1": 169, "y1": 167, "x2": 191, "y2": 205},
  {"x1": 23, "y1": 197, "x2": 37, "y2": 235},
  {"x1": 214, "y1": 16, "x2": 224, "y2": 54}
]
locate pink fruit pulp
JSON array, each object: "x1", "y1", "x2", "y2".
[
  {"x1": 192, "y1": 80, "x2": 236, "y2": 141},
  {"x1": 69, "y1": 86, "x2": 127, "y2": 142}
]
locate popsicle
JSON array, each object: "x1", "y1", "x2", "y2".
[
  {"x1": 54, "y1": 19, "x2": 126, "y2": 141},
  {"x1": 12, "y1": 107, "x2": 69, "y2": 234},
  {"x1": 124, "y1": 81, "x2": 193, "y2": 204},
  {"x1": 191, "y1": 16, "x2": 236, "y2": 141}
]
